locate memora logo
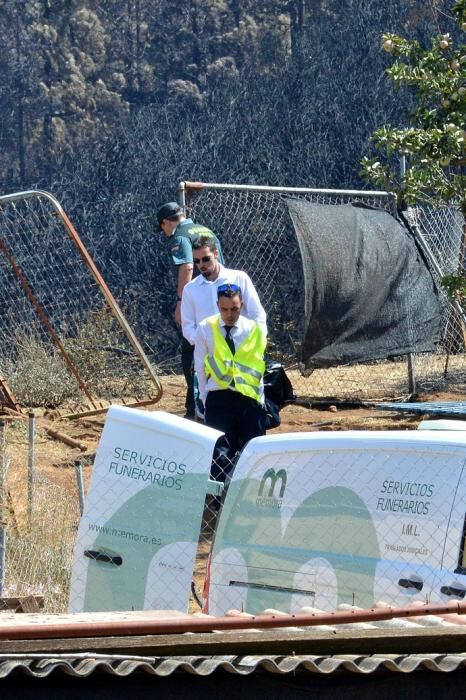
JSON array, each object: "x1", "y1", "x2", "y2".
[{"x1": 256, "y1": 468, "x2": 287, "y2": 508}]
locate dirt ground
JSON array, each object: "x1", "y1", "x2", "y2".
[
  {"x1": 12, "y1": 375, "x2": 466, "y2": 493},
  {"x1": 2, "y1": 364, "x2": 465, "y2": 521}
]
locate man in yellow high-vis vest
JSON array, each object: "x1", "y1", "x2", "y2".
[{"x1": 194, "y1": 283, "x2": 267, "y2": 481}]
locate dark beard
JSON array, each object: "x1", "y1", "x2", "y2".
[{"x1": 202, "y1": 265, "x2": 219, "y2": 280}]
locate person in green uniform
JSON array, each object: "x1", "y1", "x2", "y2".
[{"x1": 156, "y1": 202, "x2": 224, "y2": 417}]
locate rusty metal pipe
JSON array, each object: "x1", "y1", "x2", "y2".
[
  {"x1": 59, "y1": 209, "x2": 162, "y2": 403},
  {"x1": 0, "y1": 237, "x2": 97, "y2": 406},
  {"x1": 0, "y1": 189, "x2": 163, "y2": 410},
  {"x1": 43, "y1": 426, "x2": 86, "y2": 451},
  {"x1": 1, "y1": 601, "x2": 466, "y2": 641}
]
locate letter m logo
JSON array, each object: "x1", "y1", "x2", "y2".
[{"x1": 258, "y1": 468, "x2": 287, "y2": 498}]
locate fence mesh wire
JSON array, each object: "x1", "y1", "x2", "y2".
[
  {"x1": 0, "y1": 412, "x2": 234, "y2": 614},
  {"x1": 0, "y1": 419, "x2": 80, "y2": 613},
  {"x1": 407, "y1": 205, "x2": 466, "y2": 390},
  {"x1": 206, "y1": 436, "x2": 466, "y2": 616},
  {"x1": 3, "y1": 415, "x2": 466, "y2": 617},
  {"x1": 0, "y1": 191, "x2": 161, "y2": 415},
  {"x1": 0, "y1": 185, "x2": 465, "y2": 617},
  {"x1": 181, "y1": 182, "x2": 466, "y2": 399},
  {"x1": 2, "y1": 400, "x2": 466, "y2": 617}
]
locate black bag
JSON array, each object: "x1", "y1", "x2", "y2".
[
  {"x1": 262, "y1": 361, "x2": 295, "y2": 430},
  {"x1": 263, "y1": 360, "x2": 295, "y2": 408},
  {"x1": 263, "y1": 396, "x2": 281, "y2": 430}
]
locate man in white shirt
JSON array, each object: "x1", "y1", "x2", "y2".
[
  {"x1": 156, "y1": 203, "x2": 225, "y2": 418},
  {"x1": 181, "y1": 236, "x2": 267, "y2": 349},
  {"x1": 194, "y1": 284, "x2": 267, "y2": 481}
]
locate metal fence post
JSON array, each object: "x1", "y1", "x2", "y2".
[
  {"x1": 407, "y1": 354, "x2": 416, "y2": 396},
  {"x1": 0, "y1": 420, "x2": 6, "y2": 595},
  {"x1": 399, "y1": 156, "x2": 417, "y2": 397},
  {"x1": 178, "y1": 180, "x2": 187, "y2": 213},
  {"x1": 28, "y1": 412, "x2": 35, "y2": 525},
  {"x1": 75, "y1": 459, "x2": 85, "y2": 516}
]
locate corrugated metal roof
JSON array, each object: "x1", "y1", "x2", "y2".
[
  {"x1": 2, "y1": 651, "x2": 466, "y2": 678},
  {"x1": 1, "y1": 606, "x2": 466, "y2": 678}
]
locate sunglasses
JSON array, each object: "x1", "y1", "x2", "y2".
[
  {"x1": 217, "y1": 283, "x2": 241, "y2": 297},
  {"x1": 194, "y1": 255, "x2": 213, "y2": 264}
]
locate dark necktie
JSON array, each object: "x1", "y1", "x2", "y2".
[{"x1": 224, "y1": 326, "x2": 235, "y2": 355}]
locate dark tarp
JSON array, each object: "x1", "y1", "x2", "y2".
[{"x1": 286, "y1": 199, "x2": 442, "y2": 369}]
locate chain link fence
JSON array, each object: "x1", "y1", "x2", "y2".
[
  {"x1": 406, "y1": 205, "x2": 466, "y2": 391},
  {"x1": 2, "y1": 411, "x2": 466, "y2": 617},
  {"x1": 0, "y1": 410, "x2": 233, "y2": 614},
  {"x1": 206, "y1": 432, "x2": 466, "y2": 615},
  {"x1": 180, "y1": 181, "x2": 465, "y2": 399},
  {"x1": 0, "y1": 417, "x2": 81, "y2": 613},
  {"x1": 0, "y1": 185, "x2": 464, "y2": 616},
  {"x1": 0, "y1": 190, "x2": 162, "y2": 416}
]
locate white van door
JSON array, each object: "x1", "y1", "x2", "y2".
[
  {"x1": 70, "y1": 406, "x2": 222, "y2": 613},
  {"x1": 434, "y1": 462, "x2": 466, "y2": 602},
  {"x1": 207, "y1": 431, "x2": 466, "y2": 615}
]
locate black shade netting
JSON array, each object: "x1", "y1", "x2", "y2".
[{"x1": 286, "y1": 199, "x2": 442, "y2": 369}]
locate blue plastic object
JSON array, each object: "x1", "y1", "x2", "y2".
[{"x1": 376, "y1": 402, "x2": 466, "y2": 416}]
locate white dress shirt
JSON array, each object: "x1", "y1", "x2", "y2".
[
  {"x1": 194, "y1": 314, "x2": 265, "y2": 403},
  {"x1": 181, "y1": 265, "x2": 267, "y2": 345}
]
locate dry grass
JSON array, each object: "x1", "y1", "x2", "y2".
[
  {"x1": 3, "y1": 329, "x2": 78, "y2": 407},
  {"x1": 288, "y1": 354, "x2": 466, "y2": 400},
  {"x1": 3, "y1": 467, "x2": 80, "y2": 612},
  {"x1": 0, "y1": 310, "x2": 160, "y2": 410}
]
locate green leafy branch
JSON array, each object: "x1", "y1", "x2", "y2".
[{"x1": 361, "y1": 0, "x2": 466, "y2": 214}]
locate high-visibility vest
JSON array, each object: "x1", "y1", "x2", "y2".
[{"x1": 204, "y1": 316, "x2": 266, "y2": 403}]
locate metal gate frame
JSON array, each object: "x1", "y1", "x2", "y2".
[{"x1": 0, "y1": 190, "x2": 162, "y2": 416}]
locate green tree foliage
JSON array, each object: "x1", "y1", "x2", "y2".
[{"x1": 361, "y1": 0, "x2": 466, "y2": 214}]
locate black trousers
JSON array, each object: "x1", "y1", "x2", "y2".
[
  {"x1": 205, "y1": 389, "x2": 266, "y2": 482},
  {"x1": 181, "y1": 337, "x2": 195, "y2": 416}
]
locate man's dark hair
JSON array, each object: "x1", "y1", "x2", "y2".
[
  {"x1": 156, "y1": 202, "x2": 183, "y2": 228},
  {"x1": 192, "y1": 236, "x2": 218, "y2": 253}
]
